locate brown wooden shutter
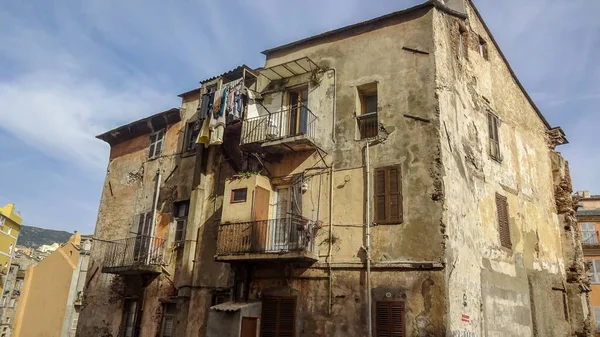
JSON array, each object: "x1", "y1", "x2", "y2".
[
  {"x1": 495, "y1": 193, "x2": 511, "y2": 248},
  {"x1": 260, "y1": 296, "x2": 296, "y2": 337},
  {"x1": 376, "y1": 301, "x2": 405, "y2": 337},
  {"x1": 374, "y1": 166, "x2": 402, "y2": 224},
  {"x1": 375, "y1": 169, "x2": 387, "y2": 223}
]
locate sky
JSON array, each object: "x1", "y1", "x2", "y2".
[{"x1": 0, "y1": 0, "x2": 598, "y2": 234}]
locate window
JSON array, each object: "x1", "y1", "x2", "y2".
[
  {"x1": 1, "y1": 297, "x2": 6, "y2": 307},
  {"x1": 376, "y1": 301, "x2": 405, "y2": 337},
  {"x1": 459, "y1": 25, "x2": 468, "y2": 58},
  {"x1": 8, "y1": 299, "x2": 15, "y2": 308},
  {"x1": 8, "y1": 244, "x2": 13, "y2": 255},
  {"x1": 6, "y1": 227, "x2": 11, "y2": 236},
  {"x1": 479, "y1": 35, "x2": 489, "y2": 60},
  {"x1": 488, "y1": 112, "x2": 501, "y2": 161},
  {"x1": 589, "y1": 260, "x2": 600, "y2": 284},
  {"x1": 148, "y1": 130, "x2": 165, "y2": 159},
  {"x1": 174, "y1": 200, "x2": 189, "y2": 243},
  {"x1": 260, "y1": 296, "x2": 296, "y2": 337},
  {"x1": 71, "y1": 318, "x2": 78, "y2": 330},
  {"x1": 160, "y1": 303, "x2": 177, "y2": 337},
  {"x1": 211, "y1": 290, "x2": 231, "y2": 306},
  {"x1": 183, "y1": 121, "x2": 200, "y2": 154},
  {"x1": 231, "y1": 188, "x2": 248, "y2": 203},
  {"x1": 582, "y1": 223, "x2": 598, "y2": 244},
  {"x1": 495, "y1": 193, "x2": 511, "y2": 249},
  {"x1": 0, "y1": 216, "x2": 4, "y2": 227},
  {"x1": 594, "y1": 307, "x2": 600, "y2": 333},
  {"x1": 357, "y1": 83, "x2": 378, "y2": 140},
  {"x1": 374, "y1": 166, "x2": 403, "y2": 224},
  {"x1": 16, "y1": 280, "x2": 22, "y2": 290},
  {"x1": 121, "y1": 299, "x2": 139, "y2": 337}
]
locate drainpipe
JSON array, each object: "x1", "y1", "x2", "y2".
[
  {"x1": 327, "y1": 165, "x2": 334, "y2": 315},
  {"x1": 149, "y1": 169, "x2": 161, "y2": 264},
  {"x1": 365, "y1": 142, "x2": 373, "y2": 337}
]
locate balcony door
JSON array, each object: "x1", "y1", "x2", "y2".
[
  {"x1": 272, "y1": 187, "x2": 291, "y2": 251},
  {"x1": 288, "y1": 87, "x2": 308, "y2": 137},
  {"x1": 134, "y1": 212, "x2": 153, "y2": 263}
]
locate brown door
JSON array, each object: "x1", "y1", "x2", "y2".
[
  {"x1": 260, "y1": 296, "x2": 296, "y2": 337},
  {"x1": 288, "y1": 88, "x2": 308, "y2": 136},
  {"x1": 241, "y1": 317, "x2": 259, "y2": 337},
  {"x1": 252, "y1": 186, "x2": 270, "y2": 251}
]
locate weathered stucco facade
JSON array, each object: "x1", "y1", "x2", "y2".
[{"x1": 78, "y1": 1, "x2": 590, "y2": 337}]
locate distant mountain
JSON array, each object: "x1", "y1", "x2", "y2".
[{"x1": 16, "y1": 225, "x2": 73, "y2": 248}]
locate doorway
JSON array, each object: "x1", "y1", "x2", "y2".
[{"x1": 287, "y1": 87, "x2": 308, "y2": 137}]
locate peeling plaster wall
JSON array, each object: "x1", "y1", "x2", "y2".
[
  {"x1": 433, "y1": 2, "x2": 584, "y2": 336},
  {"x1": 78, "y1": 100, "x2": 199, "y2": 337}
]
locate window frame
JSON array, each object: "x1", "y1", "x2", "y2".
[
  {"x1": 148, "y1": 129, "x2": 165, "y2": 160},
  {"x1": 488, "y1": 111, "x2": 501, "y2": 162},
  {"x1": 495, "y1": 193, "x2": 512, "y2": 249},
  {"x1": 373, "y1": 165, "x2": 403, "y2": 225},
  {"x1": 478, "y1": 35, "x2": 489, "y2": 60},
  {"x1": 182, "y1": 121, "x2": 199, "y2": 155},
  {"x1": 589, "y1": 259, "x2": 600, "y2": 284},
  {"x1": 581, "y1": 222, "x2": 598, "y2": 244},
  {"x1": 357, "y1": 83, "x2": 379, "y2": 140},
  {"x1": 231, "y1": 188, "x2": 248, "y2": 204},
  {"x1": 174, "y1": 200, "x2": 189, "y2": 243}
]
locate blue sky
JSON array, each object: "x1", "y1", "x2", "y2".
[{"x1": 0, "y1": 0, "x2": 598, "y2": 234}]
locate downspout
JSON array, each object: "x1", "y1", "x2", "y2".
[
  {"x1": 148, "y1": 169, "x2": 161, "y2": 264},
  {"x1": 365, "y1": 142, "x2": 373, "y2": 337},
  {"x1": 327, "y1": 165, "x2": 334, "y2": 315}
]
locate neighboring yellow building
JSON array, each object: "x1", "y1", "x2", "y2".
[
  {"x1": 0, "y1": 204, "x2": 22, "y2": 292},
  {"x1": 12, "y1": 233, "x2": 90, "y2": 337}
]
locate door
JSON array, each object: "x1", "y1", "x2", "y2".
[
  {"x1": 272, "y1": 187, "x2": 291, "y2": 251},
  {"x1": 288, "y1": 88, "x2": 308, "y2": 137},
  {"x1": 134, "y1": 213, "x2": 153, "y2": 262},
  {"x1": 241, "y1": 317, "x2": 259, "y2": 337},
  {"x1": 122, "y1": 300, "x2": 140, "y2": 337},
  {"x1": 253, "y1": 187, "x2": 271, "y2": 252}
]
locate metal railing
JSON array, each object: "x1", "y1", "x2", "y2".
[
  {"x1": 103, "y1": 235, "x2": 167, "y2": 269},
  {"x1": 357, "y1": 112, "x2": 378, "y2": 139},
  {"x1": 216, "y1": 217, "x2": 315, "y2": 256},
  {"x1": 242, "y1": 104, "x2": 317, "y2": 144}
]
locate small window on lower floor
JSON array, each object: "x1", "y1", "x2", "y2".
[
  {"x1": 231, "y1": 188, "x2": 248, "y2": 203},
  {"x1": 594, "y1": 306, "x2": 600, "y2": 333},
  {"x1": 160, "y1": 303, "x2": 177, "y2": 337},
  {"x1": 376, "y1": 301, "x2": 405, "y2": 337}
]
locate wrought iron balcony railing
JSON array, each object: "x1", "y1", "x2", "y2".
[
  {"x1": 102, "y1": 235, "x2": 167, "y2": 273},
  {"x1": 216, "y1": 217, "x2": 316, "y2": 258},
  {"x1": 242, "y1": 104, "x2": 317, "y2": 145},
  {"x1": 357, "y1": 112, "x2": 378, "y2": 139}
]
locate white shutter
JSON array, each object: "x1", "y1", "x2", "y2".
[{"x1": 594, "y1": 260, "x2": 600, "y2": 283}]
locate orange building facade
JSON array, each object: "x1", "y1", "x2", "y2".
[{"x1": 576, "y1": 191, "x2": 600, "y2": 335}]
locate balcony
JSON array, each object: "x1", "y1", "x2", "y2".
[
  {"x1": 215, "y1": 217, "x2": 318, "y2": 262},
  {"x1": 241, "y1": 104, "x2": 318, "y2": 153},
  {"x1": 102, "y1": 236, "x2": 167, "y2": 275}
]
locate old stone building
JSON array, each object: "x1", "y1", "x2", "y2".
[{"x1": 77, "y1": 1, "x2": 591, "y2": 336}]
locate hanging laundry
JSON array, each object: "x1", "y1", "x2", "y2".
[
  {"x1": 209, "y1": 125, "x2": 224, "y2": 145},
  {"x1": 196, "y1": 115, "x2": 211, "y2": 146},
  {"x1": 212, "y1": 88, "x2": 223, "y2": 116},
  {"x1": 198, "y1": 93, "x2": 212, "y2": 119}
]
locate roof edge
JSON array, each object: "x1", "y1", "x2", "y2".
[
  {"x1": 261, "y1": 2, "x2": 435, "y2": 55},
  {"x1": 465, "y1": 0, "x2": 552, "y2": 130},
  {"x1": 96, "y1": 108, "x2": 181, "y2": 145}
]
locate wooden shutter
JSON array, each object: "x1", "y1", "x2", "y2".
[
  {"x1": 488, "y1": 112, "x2": 500, "y2": 160},
  {"x1": 261, "y1": 296, "x2": 296, "y2": 337},
  {"x1": 376, "y1": 301, "x2": 405, "y2": 337},
  {"x1": 374, "y1": 169, "x2": 387, "y2": 223},
  {"x1": 374, "y1": 166, "x2": 403, "y2": 224},
  {"x1": 495, "y1": 193, "x2": 511, "y2": 248}
]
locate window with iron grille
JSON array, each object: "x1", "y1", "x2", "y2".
[
  {"x1": 160, "y1": 303, "x2": 177, "y2": 337},
  {"x1": 174, "y1": 200, "x2": 189, "y2": 243},
  {"x1": 357, "y1": 83, "x2": 378, "y2": 140},
  {"x1": 488, "y1": 112, "x2": 501, "y2": 161},
  {"x1": 374, "y1": 166, "x2": 403, "y2": 224},
  {"x1": 148, "y1": 130, "x2": 165, "y2": 159},
  {"x1": 495, "y1": 193, "x2": 511, "y2": 249},
  {"x1": 581, "y1": 222, "x2": 598, "y2": 244},
  {"x1": 260, "y1": 296, "x2": 296, "y2": 337},
  {"x1": 376, "y1": 301, "x2": 405, "y2": 337}
]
